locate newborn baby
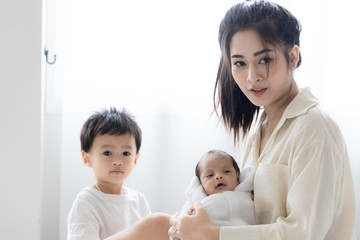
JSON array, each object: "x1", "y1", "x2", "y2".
[{"x1": 180, "y1": 150, "x2": 255, "y2": 226}]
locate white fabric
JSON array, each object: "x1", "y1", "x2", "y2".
[
  {"x1": 180, "y1": 166, "x2": 255, "y2": 226},
  {"x1": 67, "y1": 186, "x2": 151, "y2": 240},
  {"x1": 220, "y1": 88, "x2": 356, "y2": 240}
]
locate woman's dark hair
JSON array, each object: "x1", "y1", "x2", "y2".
[
  {"x1": 80, "y1": 107, "x2": 142, "y2": 153},
  {"x1": 214, "y1": 0, "x2": 302, "y2": 141}
]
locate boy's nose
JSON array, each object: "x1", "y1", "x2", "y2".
[{"x1": 112, "y1": 160, "x2": 123, "y2": 166}]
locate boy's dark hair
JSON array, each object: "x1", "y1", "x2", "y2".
[
  {"x1": 195, "y1": 150, "x2": 240, "y2": 183},
  {"x1": 80, "y1": 107, "x2": 142, "y2": 153},
  {"x1": 214, "y1": 0, "x2": 302, "y2": 140}
]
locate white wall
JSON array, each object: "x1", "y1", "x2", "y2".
[
  {"x1": 41, "y1": 0, "x2": 64, "y2": 239},
  {"x1": 0, "y1": 0, "x2": 43, "y2": 239}
]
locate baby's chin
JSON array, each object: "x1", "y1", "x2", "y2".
[{"x1": 209, "y1": 186, "x2": 233, "y2": 195}]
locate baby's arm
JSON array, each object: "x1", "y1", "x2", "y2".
[{"x1": 104, "y1": 213, "x2": 171, "y2": 240}]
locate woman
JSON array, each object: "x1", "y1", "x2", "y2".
[{"x1": 168, "y1": 0, "x2": 356, "y2": 239}]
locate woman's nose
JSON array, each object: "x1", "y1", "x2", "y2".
[{"x1": 247, "y1": 64, "x2": 262, "y2": 83}]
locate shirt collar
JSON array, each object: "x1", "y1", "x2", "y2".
[
  {"x1": 252, "y1": 87, "x2": 319, "y2": 162},
  {"x1": 257, "y1": 87, "x2": 319, "y2": 138},
  {"x1": 282, "y1": 87, "x2": 319, "y2": 120}
]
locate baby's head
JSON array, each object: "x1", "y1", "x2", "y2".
[{"x1": 195, "y1": 150, "x2": 240, "y2": 195}]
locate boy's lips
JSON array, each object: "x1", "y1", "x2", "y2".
[{"x1": 110, "y1": 169, "x2": 123, "y2": 174}]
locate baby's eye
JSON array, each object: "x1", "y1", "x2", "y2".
[
  {"x1": 259, "y1": 57, "x2": 272, "y2": 64},
  {"x1": 103, "y1": 151, "x2": 112, "y2": 156},
  {"x1": 234, "y1": 61, "x2": 246, "y2": 67},
  {"x1": 224, "y1": 170, "x2": 231, "y2": 174},
  {"x1": 123, "y1": 151, "x2": 131, "y2": 156},
  {"x1": 206, "y1": 174, "x2": 214, "y2": 178}
]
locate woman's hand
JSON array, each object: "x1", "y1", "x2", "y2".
[{"x1": 168, "y1": 202, "x2": 220, "y2": 240}]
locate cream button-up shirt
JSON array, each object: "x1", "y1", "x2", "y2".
[{"x1": 220, "y1": 88, "x2": 356, "y2": 240}]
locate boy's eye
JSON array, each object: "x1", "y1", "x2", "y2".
[
  {"x1": 123, "y1": 152, "x2": 131, "y2": 156},
  {"x1": 103, "y1": 151, "x2": 112, "y2": 156}
]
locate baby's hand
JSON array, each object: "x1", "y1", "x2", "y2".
[{"x1": 186, "y1": 205, "x2": 197, "y2": 216}]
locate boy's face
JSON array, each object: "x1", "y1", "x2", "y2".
[
  {"x1": 82, "y1": 133, "x2": 139, "y2": 189},
  {"x1": 198, "y1": 153, "x2": 240, "y2": 195}
]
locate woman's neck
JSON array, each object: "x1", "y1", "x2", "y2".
[
  {"x1": 259, "y1": 81, "x2": 299, "y2": 154},
  {"x1": 263, "y1": 81, "x2": 299, "y2": 128}
]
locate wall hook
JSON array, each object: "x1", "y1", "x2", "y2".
[{"x1": 44, "y1": 48, "x2": 56, "y2": 65}]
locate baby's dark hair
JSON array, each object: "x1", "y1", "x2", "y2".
[
  {"x1": 195, "y1": 150, "x2": 240, "y2": 182},
  {"x1": 80, "y1": 107, "x2": 142, "y2": 153}
]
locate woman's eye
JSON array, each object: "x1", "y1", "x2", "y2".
[
  {"x1": 234, "y1": 61, "x2": 246, "y2": 67},
  {"x1": 103, "y1": 151, "x2": 112, "y2": 156},
  {"x1": 259, "y1": 57, "x2": 272, "y2": 64},
  {"x1": 123, "y1": 152, "x2": 131, "y2": 156}
]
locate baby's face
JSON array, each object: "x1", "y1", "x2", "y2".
[{"x1": 198, "y1": 153, "x2": 239, "y2": 195}]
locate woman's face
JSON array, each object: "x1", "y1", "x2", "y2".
[{"x1": 229, "y1": 29, "x2": 299, "y2": 109}]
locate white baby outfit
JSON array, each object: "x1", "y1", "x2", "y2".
[{"x1": 180, "y1": 166, "x2": 255, "y2": 226}]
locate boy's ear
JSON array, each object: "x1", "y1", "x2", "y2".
[
  {"x1": 133, "y1": 152, "x2": 140, "y2": 167},
  {"x1": 82, "y1": 151, "x2": 92, "y2": 167}
]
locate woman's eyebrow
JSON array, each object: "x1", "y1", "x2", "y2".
[
  {"x1": 254, "y1": 48, "x2": 272, "y2": 56},
  {"x1": 231, "y1": 48, "x2": 273, "y2": 58}
]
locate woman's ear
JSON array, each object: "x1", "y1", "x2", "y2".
[
  {"x1": 289, "y1": 45, "x2": 300, "y2": 70},
  {"x1": 82, "y1": 151, "x2": 92, "y2": 167}
]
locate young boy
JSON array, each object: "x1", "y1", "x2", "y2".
[
  {"x1": 67, "y1": 107, "x2": 165, "y2": 240},
  {"x1": 180, "y1": 150, "x2": 255, "y2": 226}
]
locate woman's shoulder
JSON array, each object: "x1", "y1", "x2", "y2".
[
  {"x1": 295, "y1": 104, "x2": 340, "y2": 133},
  {"x1": 287, "y1": 88, "x2": 340, "y2": 133},
  {"x1": 290, "y1": 104, "x2": 346, "y2": 150}
]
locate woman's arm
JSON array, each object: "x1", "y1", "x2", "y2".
[
  {"x1": 169, "y1": 128, "x2": 355, "y2": 240},
  {"x1": 169, "y1": 202, "x2": 220, "y2": 240},
  {"x1": 220, "y1": 128, "x2": 356, "y2": 239}
]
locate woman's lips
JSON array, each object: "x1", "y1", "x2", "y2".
[{"x1": 250, "y1": 88, "x2": 267, "y2": 97}]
